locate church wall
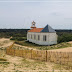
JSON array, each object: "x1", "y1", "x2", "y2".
[{"x1": 27, "y1": 32, "x2": 57, "y2": 45}]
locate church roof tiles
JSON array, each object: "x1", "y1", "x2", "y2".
[{"x1": 28, "y1": 24, "x2": 56, "y2": 33}]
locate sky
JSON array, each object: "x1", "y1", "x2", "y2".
[{"x1": 0, "y1": 0, "x2": 72, "y2": 29}]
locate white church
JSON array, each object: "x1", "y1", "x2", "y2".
[{"x1": 27, "y1": 21, "x2": 57, "y2": 45}]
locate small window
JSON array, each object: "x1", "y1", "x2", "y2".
[
  {"x1": 38, "y1": 35, "x2": 40, "y2": 40},
  {"x1": 43, "y1": 35, "x2": 46, "y2": 41},
  {"x1": 31, "y1": 34, "x2": 32, "y2": 39},
  {"x1": 28, "y1": 34, "x2": 29, "y2": 38}
]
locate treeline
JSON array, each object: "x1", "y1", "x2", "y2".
[
  {"x1": 0, "y1": 29, "x2": 29, "y2": 38},
  {"x1": 56, "y1": 30, "x2": 72, "y2": 43},
  {"x1": 0, "y1": 29, "x2": 72, "y2": 43},
  {"x1": 57, "y1": 32, "x2": 72, "y2": 43}
]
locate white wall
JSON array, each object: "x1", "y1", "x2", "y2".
[{"x1": 27, "y1": 32, "x2": 57, "y2": 45}]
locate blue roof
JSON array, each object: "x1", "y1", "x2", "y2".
[{"x1": 41, "y1": 24, "x2": 56, "y2": 32}]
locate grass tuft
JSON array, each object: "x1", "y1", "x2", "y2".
[{"x1": 0, "y1": 58, "x2": 7, "y2": 61}]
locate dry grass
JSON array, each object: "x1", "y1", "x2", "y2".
[{"x1": 54, "y1": 63, "x2": 72, "y2": 70}]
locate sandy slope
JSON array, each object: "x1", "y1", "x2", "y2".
[
  {"x1": 48, "y1": 42, "x2": 72, "y2": 52},
  {"x1": 0, "y1": 38, "x2": 71, "y2": 72},
  {"x1": 0, "y1": 38, "x2": 13, "y2": 48},
  {"x1": 48, "y1": 47, "x2": 72, "y2": 52},
  {"x1": 14, "y1": 42, "x2": 72, "y2": 52}
]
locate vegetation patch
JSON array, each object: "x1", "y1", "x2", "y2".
[
  {"x1": 54, "y1": 63, "x2": 72, "y2": 70},
  {"x1": 22, "y1": 58, "x2": 46, "y2": 69},
  {"x1": 15, "y1": 41, "x2": 72, "y2": 50},
  {"x1": 0, "y1": 58, "x2": 9, "y2": 65},
  {"x1": 12, "y1": 45, "x2": 29, "y2": 50},
  {"x1": 0, "y1": 61, "x2": 10, "y2": 65},
  {"x1": 0, "y1": 58, "x2": 7, "y2": 61},
  {"x1": 10, "y1": 37, "x2": 27, "y2": 41},
  {"x1": 0, "y1": 29, "x2": 28, "y2": 38}
]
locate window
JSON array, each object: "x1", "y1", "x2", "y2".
[
  {"x1": 43, "y1": 35, "x2": 46, "y2": 41},
  {"x1": 28, "y1": 34, "x2": 29, "y2": 38},
  {"x1": 31, "y1": 34, "x2": 32, "y2": 39},
  {"x1": 34, "y1": 35, "x2": 36, "y2": 39},
  {"x1": 38, "y1": 35, "x2": 40, "y2": 40}
]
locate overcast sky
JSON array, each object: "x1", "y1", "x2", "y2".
[{"x1": 0, "y1": 0, "x2": 72, "y2": 29}]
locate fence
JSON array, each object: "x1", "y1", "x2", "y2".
[{"x1": 6, "y1": 43, "x2": 72, "y2": 68}]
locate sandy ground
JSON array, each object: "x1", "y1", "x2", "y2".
[
  {"x1": 0, "y1": 54, "x2": 69, "y2": 72},
  {"x1": 0, "y1": 38, "x2": 13, "y2": 49},
  {"x1": 48, "y1": 47, "x2": 72, "y2": 52},
  {"x1": 0, "y1": 38, "x2": 72, "y2": 72},
  {"x1": 0, "y1": 38, "x2": 54, "y2": 72},
  {"x1": 0, "y1": 51, "x2": 55, "y2": 72}
]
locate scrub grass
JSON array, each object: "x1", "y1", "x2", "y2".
[
  {"x1": 21, "y1": 58, "x2": 72, "y2": 71},
  {"x1": 0, "y1": 61, "x2": 10, "y2": 65},
  {"x1": 0, "y1": 58, "x2": 7, "y2": 61},
  {"x1": 0, "y1": 58, "x2": 9, "y2": 65},
  {"x1": 54, "y1": 63, "x2": 72, "y2": 70},
  {"x1": 15, "y1": 41, "x2": 72, "y2": 50},
  {"x1": 21, "y1": 58, "x2": 48, "y2": 70}
]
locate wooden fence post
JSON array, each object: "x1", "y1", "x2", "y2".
[
  {"x1": 68, "y1": 52, "x2": 69, "y2": 70},
  {"x1": 60, "y1": 52, "x2": 62, "y2": 72},
  {"x1": 46, "y1": 50, "x2": 47, "y2": 62}
]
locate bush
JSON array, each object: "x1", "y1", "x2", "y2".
[
  {"x1": 10, "y1": 37, "x2": 27, "y2": 41},
  {"x1": 57, "y1": 33, "x2": 72, "y2": 43}
]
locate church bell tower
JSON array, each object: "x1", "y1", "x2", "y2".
[{"x1": 31, "y1": 21, "x2": 36, "y2": 29}]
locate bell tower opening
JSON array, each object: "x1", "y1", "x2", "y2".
[{"x1": 31, "y1": 21, "x2": 36, "y2": 29}]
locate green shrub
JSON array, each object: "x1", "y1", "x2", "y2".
[
  {"x1": 10, "y1": 37, "x2": 27, "y2": 41},
  {"x1": 58, "y1": 33, "x2": 72, "y2": 43}
]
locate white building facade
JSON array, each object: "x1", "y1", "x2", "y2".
[{"x1": 27, "y1": 22, "x2": 57, "y2": 45}]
